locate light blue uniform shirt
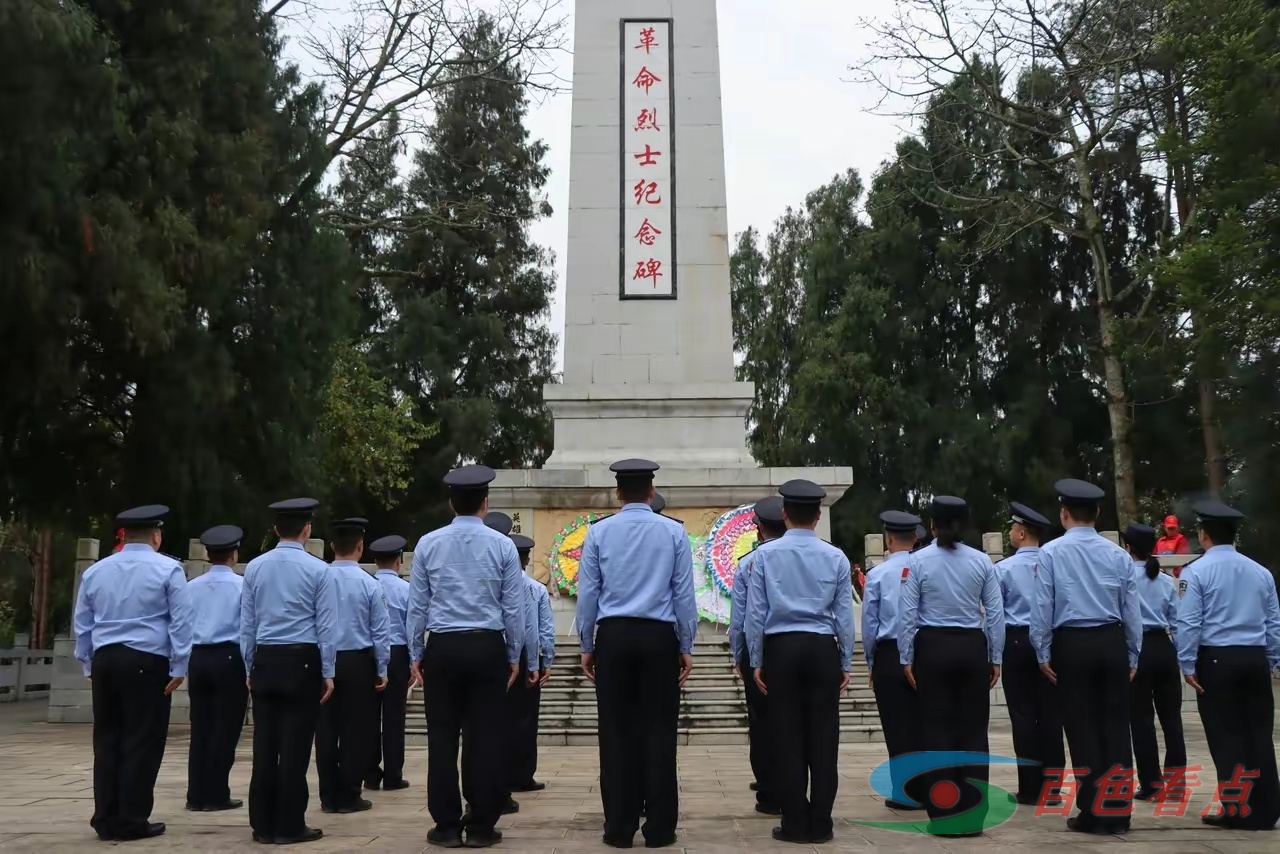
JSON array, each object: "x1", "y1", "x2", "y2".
[
  {"x1": 330, "y1": 561, "x2": 392, "y2": 678},
  {"x1": 898, "y1": 543, "x2": 1004, "y2": 666},
  {"x1": 576, "y1": 504, "x2": 698, "y2": 655},
  {"x1": 407, "y1": 516, "x2": 525, "y2": 665},
  {"x1": 729, "y1": 548, "x2": 762, "y2": 664},
  {"x1": 997, "y1": 546, "x2": 1040, "y2": 627},
  {"x1": 187, "y1": 565, "x2": 244, "y2": 645},
  {"x1": 524, "y1": 578, "x2": 555, "y2": 670},
  {"x1": 1133, "y1": 562, "x2": 1178, "y2": 635},
  {"x1": 1030, "y1": 526, "x2": 1142, "y2": 668},
  {"x1": 1176, "y1": 545, "x2": 1280, "y2": 675},
  {"x1": 374, "y1": 569, "x2": 410, "y2": 647},
  {"x1": 861, "y1": 551, "x2": 911, "y2": 670},
  {"x1": 745, "y1": 529, "x2": 855, "y2": 672},
  {"x1": 240, "y1": 540, "x2": 339, "y2": 678},
  {"x1": 73, "y1": 543, "x2": 194, "y2": 678}
]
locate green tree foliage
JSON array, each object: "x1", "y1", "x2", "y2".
[{"x1": 354, "y1": 17, "x2": 558, "y2": 531}]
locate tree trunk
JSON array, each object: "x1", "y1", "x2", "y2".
[
  {"x1": 1097, "y1": 301, "x2": 1139, "y2": 526},
  {"x1": 1198, "y1": 379, "x2": 1226, "y2": 497}
]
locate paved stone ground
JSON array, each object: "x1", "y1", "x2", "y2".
[{"x1": 0, "y1": 702, "x2": 1274, "y2": 852}]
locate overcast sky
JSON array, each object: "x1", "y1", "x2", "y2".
[{"x1": 523, "y1": 0, "x2": 906, "y2": 366}]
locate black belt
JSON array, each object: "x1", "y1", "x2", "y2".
[
  {"x1": 1006, "y1": 625, "x2": 1030, "y2": 632},
  {"x1": 1143, "y1": 628, "x2": 1170, "y2": 635},
  {"x1": 338, "y1": 647, "x2": 374, "y2": 655},
  {"x1": 193, "y1": 641, "x2": 240, "y2": 650},
  {"x1": 258, "y1": 643, "x2": 318, "y2": 651},
  {"x1": 1056, "y1": 622, "x2": 1121, "y2": 632},
  {"x1": 391, "y1": 643, "x2": 408, "y2": 650}
]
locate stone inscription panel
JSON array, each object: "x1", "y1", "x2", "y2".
[{"x1": 620, "y1": 19, "x2": 676, "y2": 300}]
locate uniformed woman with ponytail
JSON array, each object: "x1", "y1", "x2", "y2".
[
  {"x1": 898, "y1": 496, "x2": 1004, "y2": 837},
  {"x1": 1122, "y1": 522, "x2": 1185, "y2": 801}
]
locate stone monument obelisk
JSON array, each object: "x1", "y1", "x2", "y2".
[{"x1": 492, "y1": 0, "x2": 851, "y2": 627}]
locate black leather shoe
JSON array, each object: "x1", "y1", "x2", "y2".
[
  {"x1": 185, "y1": 802, "x2": 205, "y2": 811},
  {"x1": 1202, "y1": 811, "x2": 1236, "y2": 828},
  {"x1": 364, "y1": 779, "x2": 381, "y2": 791},
  {"x1": 1135, "y1": 787, "x2": 1159, "y2": 801},
  {"x1": 749, "y1": 782, "x2": 759, "y2": 792},
  {"x1": 511, "y1": 780, "x2": 546, "y2": 792},
  {"x1": 810, "y1": 830, "x2": 834, "y2": 844},
  {"x1": 1066, "y1": 817, "x2": 1110, "y2": 835},
  {"x1": 464, "y1": 829, "x2": 503, "y2": 848},
  {"x1": 320, "y1": 803, "x2": 338, "y2": 814},
  {"x1": 771, "y1": 827, "x2": 809, "y2": 844},
  {"x1": 208, "y1": 799, "x2": 244, "y2": 811},
  {"x1": 275, "y1": 827, "x2": 323, "y2": 845},
  {"x1": 643, "y1": 835, "x2": 677, "y2": 848},
  {"x1": 755, "y1": 803, "x2": 782, "y2": 815},
  {"x1": 427, "y1": 827, "x2": 464, "y2": 848},
  {"x1": 337, "y1": 798, "x2": 373, "y2": 813},
  {"x1": 885, "y1": 799, "x2": 924, "y2": 811},
  {"x1": 383, "y1": 779, "x2": 412, "y2": 791},
  {"x1": 601, "y1": 834, "x2": 633, "y2": 849},
  {"x1": 116, "y1": 823, "x2": 166, "y2": 841},
  {"x1": 252, "y1": 833, "x2": 276, "y2": 844},
  {"x1": 499, "y1": 797, "x2": 519, "y2": 815}
]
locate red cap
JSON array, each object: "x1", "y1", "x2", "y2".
[{"x1": 1163, "y1": 515, "x2": 1179, "y2": 528}]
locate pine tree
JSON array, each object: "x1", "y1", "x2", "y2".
[{"x1": 377, "y1": 16, "x2": 558, "y2": 529}]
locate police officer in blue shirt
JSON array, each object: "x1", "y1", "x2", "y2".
[
  {"x1": 997, "y1": 502, "x2": 1064, "y2": 806},
  {"x1": 1177, "y1": 500, "x2": 1280, "y2": 830},
  {"x1": 74, "y1": 505, "x2": 193, "y2": 842},
  {"x1": 365, "y1": 534, "x2": 413, "y2": 792},
  {"x1": 746, "y1": 480, "x2": 854, "y2": 845},
  {"x1": 316, "y1": 517, "x2": 391, "y2": 815},
  {"x1": 482, "y1": 511, "x2": 535, "y2": 817},
  {"x1": 577, "y1": 459, "x2": 697, "y2": 849},
  {"x1": 899, "y1": 496, "x2": 1003, "y2": 836},
  {"x1": 185, "y1": 524, "x2": 249, "y2": 813},
  {"x1": 1030, "y1": 479, "x2": 1141, "y2": 835},
  {"x1": 512, "y1": 532, "x2": 555, "y2": 793},
  {"x1": 241, "y1": 498, "x2": 339, "y2": 846},
  {"x1": 408, "y1": 465, "x2": 525, "y2": 849},
  {"x1": 861, "y1": 510, "x2": 925, "y2": 812},
  {"x1": 1121, "y1": 522, "x2": 1184, "y2": 802},
  {"x1": 728, "y1": 496, "x2": 786, "y2": 814}
]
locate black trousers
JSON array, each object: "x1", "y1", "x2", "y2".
[
  {"x1": 914, "y1": 627, "x2": 990, "y2": 828},
  {"x1": 764, "y1": 632, "x2": 841, "y2": 841},
  {"x1": 1002, "y1": 626, "x2": 1065, "y2": 802},
  {"x1": 1051, "y1": 624, "x2": 1132, "y2": 830},
  {"x1": 506, "y1": 651, "x2": 541, "y2": 790},
  {"x1": 739, "y1": 652, "x2": 775, "y2": 807},
  {"x1": 90, "y1": 644, "x2": 172, "y2": 837},
  {"x1": 248, "y1": 644, "x2": 323, "y2": 840},
  {"x1": 316, "y1": 648, "x2": 377, "y2": 809},
  {"x1": 872, "y1": 639, "x2": 923, "y2": 805},
  {"x1": 423, "y1": 630, "x2": 508, "y2": 834},
  {"x1": 369, "y1": 644, "x2": 410, "y2": 786},
  {"x1": 1130, "y1": 630, "x2": 1185, "y2": 790},
  {"x1": 186, "y1": 643, "x2": 249, "y2": 808},
  {"x1": 1196, "y1": 645, "x2": 1280, "y2": 829},
  {"x1": 595, "y1": 617, "x2": 681, "y2": 845}
]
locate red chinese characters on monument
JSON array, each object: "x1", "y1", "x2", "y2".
[
  {"x1": 632, "y1": 66, "x2": 662, "y2": 96},
  {"x1": 635, "y1": 26, "x2": 659, "y2": 54},
  {"x1": 633, "y1": 259, "x2": 664, "y2": 288},
  {"x1": 634, "y1": 218, "x2": 662, "y2": 246},
  {"x1": 634, "y1": 108, "x2": 661, "y2": 132},
  {"x1": 633, "y1": 144, "x2": 662, "y2": 167},
  {"x1": 622, "y1": 22, "x2": 673, "y2": 296}
]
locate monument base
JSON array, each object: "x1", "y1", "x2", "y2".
[
  {"x1": 542, "y1": 383, "x2": 756, "y2": 469},
  {"x1": 491, "y1": 465, "x2": 853, "y2": 635}
]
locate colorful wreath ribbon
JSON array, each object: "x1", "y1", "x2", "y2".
[{"x1": 705, "y1": 504, "x2": 760, "y2": 595}]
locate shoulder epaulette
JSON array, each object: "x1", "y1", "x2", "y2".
[{"x1": 589, "y1": 513, "x2": 614, "y2": 525}]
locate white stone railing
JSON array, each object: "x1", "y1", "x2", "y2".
[{"x1": 0, "y1": 647, "x2": 54, "y2": 702}]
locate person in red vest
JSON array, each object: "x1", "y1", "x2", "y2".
[{"x1": 1155, "y1": 516, "x2": 1189, "y2": 556}]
